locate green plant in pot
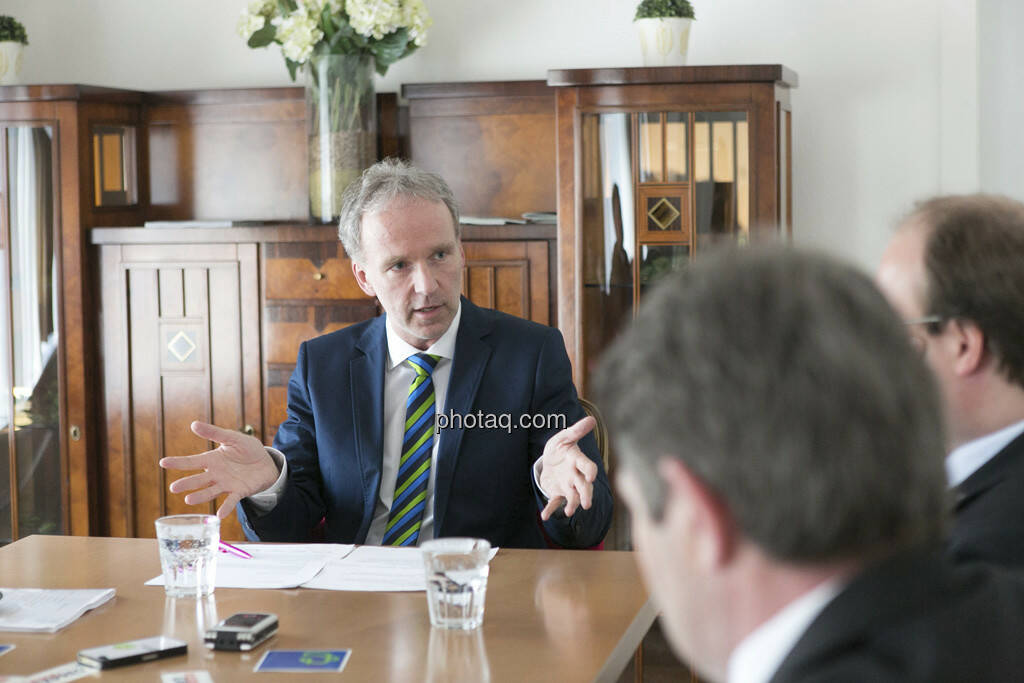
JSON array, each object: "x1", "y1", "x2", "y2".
[
  {"x1": 634, "y1": 0, "x2": 695, "y2": 67},
  {"x1": 0, "y1": 15, "x2": 28, "y2": 85},
  {"x1": 238, "y1": 0, "x2": 432, "y2": 222}
]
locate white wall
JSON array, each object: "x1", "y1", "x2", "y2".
[
  {"x1": 979, "y1": 0, "x2": 1024, "y2": 202},
  {"x1": 5, "y1": 0, "x2": 985, "y2": 269}
]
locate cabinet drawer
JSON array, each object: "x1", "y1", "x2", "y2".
[{"x1": 264, "y1": 242, "x2": 369, "y2": 300}]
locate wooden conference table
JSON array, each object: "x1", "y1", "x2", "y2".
[{"x1": 0, "y1": 536, "x2": 655, "y2": 681}]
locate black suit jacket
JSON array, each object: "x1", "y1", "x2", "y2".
[
  {"x1": 949, "y1": 431, "x2": 1024, "y2": 567},
  {"x1": 238, "y1": 298, "x2": 612, "y2": 548},
  {"x1": 770, "y1": 548, "x2": 1024, "y2": 682}
]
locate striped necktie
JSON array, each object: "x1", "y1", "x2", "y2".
[{"x1": 383, "y1": 352, "x2": 441, "y2": 546}]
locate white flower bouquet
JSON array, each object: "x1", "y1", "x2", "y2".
[{"x1": 238, "y1": 0, "x2": 431, "y2": 79}]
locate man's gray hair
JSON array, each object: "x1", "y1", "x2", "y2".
[
  {"x1": 337, "y1": 158, "x2": 461, "y2": 263},
  {"x1": 593, "y1": 246, "x2": 948, "y2": 563}
]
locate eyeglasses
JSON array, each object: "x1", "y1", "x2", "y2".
[{"x1": 904, "y1": 315, "x2": 946, "y2": 354}]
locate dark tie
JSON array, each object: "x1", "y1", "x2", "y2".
[{"x1": 382, "y1": 353, "x2": 440, "y2": 546}]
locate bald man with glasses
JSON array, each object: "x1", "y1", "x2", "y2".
[{"x1": 877, "y1": 194, "x2": 1024, "y2": 567}]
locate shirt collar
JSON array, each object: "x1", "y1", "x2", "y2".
[
  {"x1": 385, "y1": 302, "x2": 461, "y2": 370},
  {"x1": 727, "y1": 577, "x2": 844, "y2": 683},
  {"x1": 946, "y1": 419, "x2": 1024, "y2": 488}
]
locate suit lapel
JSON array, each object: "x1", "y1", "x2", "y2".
[
  {"x1": 434, "y1": 299, "x2": 492, "y2": 535},
  {"x1": 769, "y1": 548, "x2": 949, "y2": 683},
  {"x1": 351, "y1": 317, "x2": 387, "y2": 543},
  {"x1": 955, "y1": 432, "x2": 1024, "y2": 512}
]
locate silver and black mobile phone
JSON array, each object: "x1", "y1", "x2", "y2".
[
  {"x1": 77, "y1": 636, "x2": 187, "y2": 669},
  {"x1": 204, "y1": 612, "x2": 278, "y2": 651}
]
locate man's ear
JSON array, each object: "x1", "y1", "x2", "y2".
[
  {"x1": 351, "y1": 260, "x2": 376, "y2": 298},
  {"x1": 658, "y1": 458, "x2": 736, "y2": 570},
  {"x1": 948, "y1": 319, "x2": 986, "y2": 377}
]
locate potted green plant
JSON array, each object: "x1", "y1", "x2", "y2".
[
  {"x1": 0, "y1": 15, "x2": 28, "y2": 85},
  {"x1": 634, "y1": 0, "x2": 695, "y2": 67}
]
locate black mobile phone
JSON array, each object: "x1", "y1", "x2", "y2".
[
  {"x1": 204, "y1": 612, "x2": 278, "y2": 651},
  {"x1": 77, "y1": 636, "x2": 187, "y2": 669}
]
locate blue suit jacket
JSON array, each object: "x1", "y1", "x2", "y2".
[{"x1": 239, "y1": 298, "x2": 612, "y2": 549}]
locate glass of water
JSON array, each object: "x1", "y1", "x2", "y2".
[
  {"x1": 155, "y1": 514, "x2": 219, "y2": 598},
  {"x1": 421, "y1": 537, "x2": 491, "y2": 630}
]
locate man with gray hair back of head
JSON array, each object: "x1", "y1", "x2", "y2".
[
  {"x1": 595, "y1": 245, "x2": 1024, "y2": 683},
  {"x1": 161, "y1": 158, "x2": 612, "y2": 552}
]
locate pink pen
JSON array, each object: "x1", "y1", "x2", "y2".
[{"x1": 219, "y1": 540, "x2": 253, "y2": 559}]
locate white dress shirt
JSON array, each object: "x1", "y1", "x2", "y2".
[
  {"x1": 248, "y1": 305, "x2": 462, "y2": 544},
  {"x1": 726, "y1": 578, "x2": 844, "y2": 683},
  {"x1": 946, "y1": 419, "x2": 1024, "y2": 489}
]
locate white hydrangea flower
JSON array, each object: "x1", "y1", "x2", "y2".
[
  {"x1": 236, "y1": 10, "x2": 266, "y2": 40},
  {"x1": 299, "y1": 0, "x2": 328, "y2": 13},
  {"x1": 276, "y1": 9, "x2": 324, "y2": 63},
  {"x1": 347, "y1": 0, "x2": 402, "y2": 40},
  {"x1": 401, "y1": 0, "x2": 431, "y2": 46}
]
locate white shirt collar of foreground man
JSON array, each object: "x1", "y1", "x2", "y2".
[
  {"x1": 945, "y1": 419, "x2": 1024, "y2": 489},
  {"x1": 385, "y1": 302, "x2": 462, "y2": 369},
  {"x1": 726, "y1": 576, "x2": 844, "y2": 683}
]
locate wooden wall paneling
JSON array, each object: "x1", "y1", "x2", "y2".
[
  {"x1": 555, "y1": 88, "x2": 582, "y2": 386},
  {"x1": 103, "y1": 243, "x2": 257, "y2": 540},
  {"x1": 208, "y1": 264, "x2": 248, "y2": 540},
  {"x1": 462, "y1": 240, "x2": 549, "y2": 325},
  {"x1": 404, "y1": 81, "x2": 556, "y2": 219},
  {"x1": 750, "y1": 84, "x2": 779, "y2": 238},
  {"x1": 98, "y1": 246, "x2": 128, "y2": 537},
  {"x1": 127, "y1": 266, "x2": 162, "y2": 537},
  {"x1": 377, "y1": 92, "x2": 400, "y2": 159},
  {"x1": 144, "y1": 90, "x2": 308, "y2": 222},
  {"x1": 261, "y1": 240, "x2": 378, "y2": 445},
  {"x1": 53, "y1": 100, "x2": 88, "y2": 536}
]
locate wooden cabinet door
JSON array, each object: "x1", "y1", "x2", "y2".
[
  {"x1": 462, "y1": 240, "x2": 550, "y2": 325},
  {"x1": 99, "y1": 243, "x2": 260, "y2": 541}
]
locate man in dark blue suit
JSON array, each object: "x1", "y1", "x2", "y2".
[
  {"x1": 877, "y1": 195, "x2": 1024, "y2": 567},
  {"x1": 160, "y1": 160, "x2": 611, "y2": 549}
]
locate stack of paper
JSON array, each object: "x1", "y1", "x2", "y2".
[
  {"x1": 302, "y1": 545, "x2": 500, "y2": 592},
  {"x1": 145, "y1": 543, "x2": 353, "y2": 590},
  {"x1": 0, "y1": 588, "x2": 115, "y2": 633}
]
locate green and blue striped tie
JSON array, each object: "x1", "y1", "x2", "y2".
[{"x1": 383, "y1": 353, "x2": 440, "y2": 546}]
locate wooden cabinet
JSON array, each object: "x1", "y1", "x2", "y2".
[
  {"x1": 0, "y1": 85, "x2": 146, "y2": 541},
  {"x1": 547, "y1": 66, "x2": 796, "y2": 550},
  {"x1": 93, "y1": 224, "x2": 554, "y2": 539},
  {"x1": 548, "y1": 65, "x2": 798, "y2": 392}
]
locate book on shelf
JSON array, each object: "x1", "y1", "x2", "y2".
[
  {"x1": 143, "y1": 219, "x2": 264, "y2": 229},
  {"x1": 459, "y1": 216, "x2": 528, "y2": 226},
  {"x1": 522, "y1": 212, "x2": 557, "y2": 224}
]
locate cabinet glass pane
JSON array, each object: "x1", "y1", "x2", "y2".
[
  {"x1": 580, "y1": 113, "x2": 635, "y2": 377},
  {"x1": 4, "y1": 125, "x2": 63, "y2": 540},
  {"x1": 693, "y1": 112, "x2": 748, "y2": 245},
  {"x1": 639, "y1": 244, "x2": 689, "y2": 296},
  {"x1": 637, "y1": 112, "x2": 663, "y2": 183},
  {"x1": 665, "y1": 112, "x2": 688, "y2": 182}
]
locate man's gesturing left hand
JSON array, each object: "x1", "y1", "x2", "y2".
[{"x1": 539, "y1": 416, "x2": 598, "y2": 521}]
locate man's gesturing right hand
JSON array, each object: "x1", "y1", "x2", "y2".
[{"x1": 159, "y1": 421, "x2": 281, "y2": 519}]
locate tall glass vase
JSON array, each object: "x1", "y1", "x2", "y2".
[{"x1": 306, "y1": 53, "x2": 377, "y2": 223}]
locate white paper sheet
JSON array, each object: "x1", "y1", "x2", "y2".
[
  {"x1": 302, "y1": 546, "x2": 499, "y2": 592},
  {"x1": 0, "y1": 588, "x2": 115, "y2": 633},
  {"x1": 145, "y1": 543, "x2": 354, "y2": 590}
]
